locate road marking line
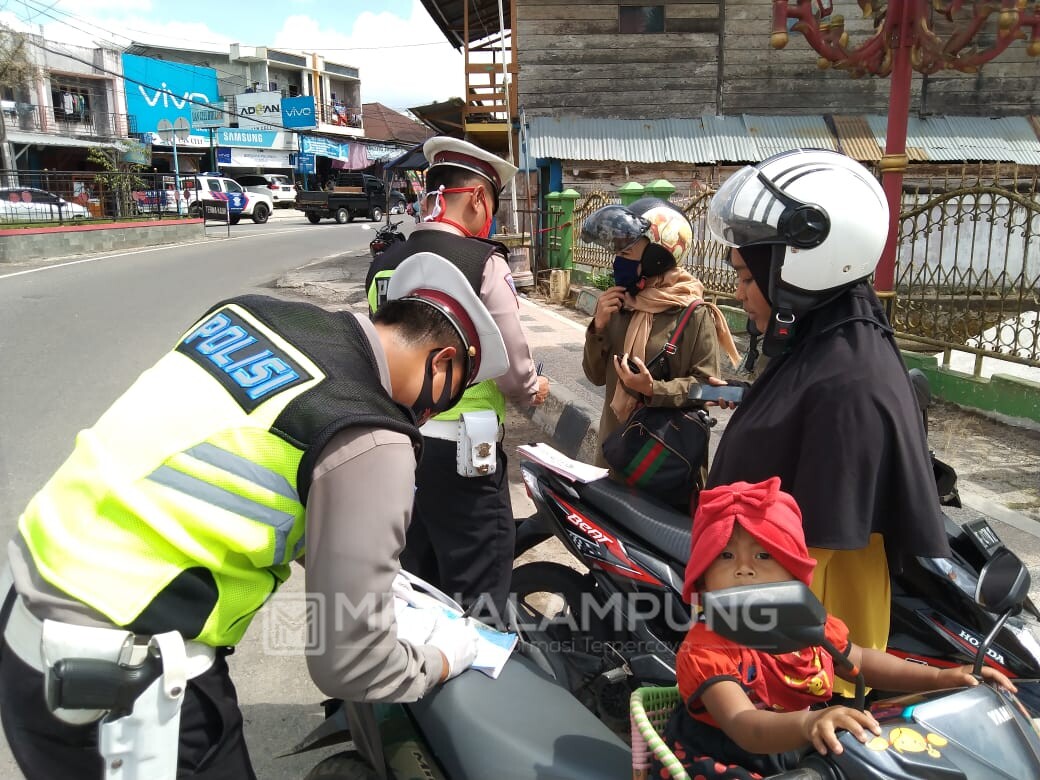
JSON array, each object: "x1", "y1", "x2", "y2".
[{"x1": 518, "y1": 296, "x2": 586, "y2": 332}]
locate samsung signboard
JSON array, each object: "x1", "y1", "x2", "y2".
[{"x1": 121, "y1": 53, "x2": 219, "y2": 138}]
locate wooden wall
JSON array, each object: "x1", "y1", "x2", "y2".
[
  {"x1": 515, "y1": 0, "x2": 1040, "y2": 118},
  {"x1": 516, "y1": 0, "x2": 722, "y2": 118}
]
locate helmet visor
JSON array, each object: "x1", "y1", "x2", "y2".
[
  {"x1": 707, "y1": 165, "x2": 788, "y2": 248},
  {"x1": 580, "y1": 205, "x2": 651, "y2": 254}
]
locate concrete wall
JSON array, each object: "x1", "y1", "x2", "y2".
[{"x1": 0, "y1": 220, "x2": 203, "y2": 263}]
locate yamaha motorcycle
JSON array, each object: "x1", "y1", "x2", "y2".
[
  {"x1": 368, "y1": 220, "x2": 406, "y2": 258},
  {"x1": 699, "y1": 547, "x2": 1040, "y2": 779},
  {"x1": 509, "y1": 376, "x2": 1040, "y2": 728}
]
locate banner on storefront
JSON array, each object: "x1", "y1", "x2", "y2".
[
  {"x1": 122, "y1": 53, "x2": 219, "y2": 138},
  {"x1": 216, "y1": 148, "x2": 293, "y2": 168},
  {"x1": 300, "y1": 135, "x2": 349, "y2": 161},
  {"x1": 234, "y1": 91, "x2": 282, "y2": 129},
  {"x1": 281, "y1": 96, "x2": 317, "y2": 130},
  {"x1": 216, "y1": 128, "x2": 280, "y2": 148}
]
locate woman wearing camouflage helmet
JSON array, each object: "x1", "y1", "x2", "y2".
[{"x1": 581, "y1": 197, "x2": 739, "y2": 505}]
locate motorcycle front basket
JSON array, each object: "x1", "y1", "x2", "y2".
[{"x1": 630, "y1": 686, "x2": 688, "y2": 780}]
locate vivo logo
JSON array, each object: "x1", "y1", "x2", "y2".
[
  {"x1": 284, "y1": 107, "x2": 312, "y2": 117},
  {"x1": 140, "y1": 83, "x2": 212, "y2": 109}
]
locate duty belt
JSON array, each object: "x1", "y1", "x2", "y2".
[{"x1": 420, "y1": 418, "x2": 505, "y2": 443}]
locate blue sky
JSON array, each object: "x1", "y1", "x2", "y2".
[{"x1": 3, "y1": 0, "x2": 462, "y2": 112}]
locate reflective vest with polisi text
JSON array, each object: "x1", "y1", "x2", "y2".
[
  {"x1": 18, "y1": 296, "x2": 420, "y2": 646},
  {"x1": 366, "y1": 229, "x2": 509, "y2": 423}
]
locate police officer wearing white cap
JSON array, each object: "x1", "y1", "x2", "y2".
[
  {"x1": 0, "y1": 253, "x2": 507, "y2": 779},
  {"x1": 366, "y1": 136, "x2": 549, "y2": 622}
]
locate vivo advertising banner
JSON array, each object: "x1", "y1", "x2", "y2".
[
  {"x1": 235, "y1": 91, "x2": 282, "y2": 129},
  {"x1": 281, "y1": 96, "x2": 316, "y2": 129},
  {"x1": 122, "y1": 53, "x2": 219, "y2": 138}
]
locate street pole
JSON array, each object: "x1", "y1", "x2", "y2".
[
  {"x1": 875, "y1": 0, "x2": 915, "y2": 301},
  {"x1": 172, "y1": 133, "x2": 183, "y2": 216}
]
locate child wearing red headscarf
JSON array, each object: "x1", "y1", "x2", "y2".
[{"x1": 658, "y1": 477, "x2": 1016, "y2": 779}]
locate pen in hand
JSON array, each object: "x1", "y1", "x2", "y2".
[{"x1": 536, "y1": 361, "x2": 543, "y2": 376}]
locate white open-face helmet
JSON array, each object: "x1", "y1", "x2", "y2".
[{"x1": 707, "y1": 149, "x2": 888, "y2": 295}]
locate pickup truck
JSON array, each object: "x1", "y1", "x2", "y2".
[{"x1": 296, "y1": 173, "x2": 387, "y2": 224}]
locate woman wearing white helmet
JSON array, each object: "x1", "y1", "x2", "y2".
[
  {"x1": 581, "y1": 197, "x2": 740, "y2": 508},
  {"x1": 704, "y1": 149, "x2": 949, "y2": 695}
]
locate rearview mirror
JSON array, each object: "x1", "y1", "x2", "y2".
[
  {"x1": 701, "y1": 581, "x2": 827, "y2": 654},
  {"x1": 977, "y1": 547, "x2": 1030, "y2": 615}
]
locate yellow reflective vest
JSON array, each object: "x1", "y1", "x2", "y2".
[{"x1": 19, "y1": 297, "x2": 419, "y2": 646}]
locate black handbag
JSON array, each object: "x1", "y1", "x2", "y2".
[{"x1": 601, "y1": 302, "x2": 713, "y2": 510}]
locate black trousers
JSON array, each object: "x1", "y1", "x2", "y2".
[
  {"x1": 402, "y1": 438, "x2": 515, "y2": 621},
  {"x1": 0, "y1": 594, "x2": 256, "y2": 779}
]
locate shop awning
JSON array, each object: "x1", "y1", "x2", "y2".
[{"x1": 6, "y1": 131, "x2": 122, "y2": 149}]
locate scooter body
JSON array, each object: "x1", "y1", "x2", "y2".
[
  {"x1": 512, "y1": 457, "x2": 1040, "y2": 720},
  {"x1": 294, "y1": 646, "x2": 631, "y2": 780}
]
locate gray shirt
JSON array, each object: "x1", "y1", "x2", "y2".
[{"x1": 9, "y1": 312, "x2": 443, "y2": 702}]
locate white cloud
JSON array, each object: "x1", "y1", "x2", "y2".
[
  {"x1": 271, "y1": 2, "x2": 462, "y2": 112},
  {"x1": 5, "y1": 0, "x2": 462, "y2": 112}
]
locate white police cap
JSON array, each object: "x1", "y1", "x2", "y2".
[
  {"x1": 386, "y1": 252, "x2": 509, "y2": 385},
  {"x1": 423, "y1": 136, "x2": 518, "y2": 195}
]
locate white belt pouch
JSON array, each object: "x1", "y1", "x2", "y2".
[{"x1": 456, "y1": 410, "x2": 499, "y2": 477}]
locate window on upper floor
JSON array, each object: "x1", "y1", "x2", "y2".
[{"x1": 620, "y1": 5, "x2": 665, "y2": 34}]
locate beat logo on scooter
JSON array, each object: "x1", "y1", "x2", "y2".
[{"x1": 565, "y1": 512, "x2": 612, "y2": 544}]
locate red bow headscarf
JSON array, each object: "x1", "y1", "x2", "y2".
[{"x1": 682, "y1": 477, "x2": 816, "y2": 603}]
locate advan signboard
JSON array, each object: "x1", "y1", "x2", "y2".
[
  {"x1": 121, "y1": 53, "x2": 219, "y2": 138},
  {"x1": 234, "y1": 91, "x2": 282, "y2": 129}
]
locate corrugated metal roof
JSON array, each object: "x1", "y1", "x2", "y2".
[
  {"x1": 742, "y1": 115, "x2": 837, "y2": 158},
  {"x1": 529, "y1": 115, "x2": 1040, "y2": 165},
  {"x1": 864, "y1": 115, "x2": 1040, "y2": 165},
  {"x1": 831, "y1": 115, "x2": 883, "y2": 162}
]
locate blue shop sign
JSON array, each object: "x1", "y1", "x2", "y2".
[
  {"x1": 300, "y1": 136, "x2": 349, "y2": 161},
  {"x1": 292, "y1": 152, "x2": 316, "y2": 173},
  {"x1": 281, "y1": 96, "x2": 317, "y2": 130},
  {"x1": 217, "y1": 147, "x2": 232, "y2": 164},
  {"x1": 216, "y1": 128, "x2": 279, "y2": 148},
  {"x1": 122, "y1": 53, "x2": 219, "y2": 138}
]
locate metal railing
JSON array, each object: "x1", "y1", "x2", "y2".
[
  {"x1": 317, "y1": 103, "x2": 362, "y2": 129},
  {"x1": 1, "y1": 104, "x2": 137, "y2": 138},
  {"x1": 0, "y1": 169, "x2": 197, "y2": 224},
  {"x1": 565, "y1": 168, "x2": 1040, "y2": 370}
]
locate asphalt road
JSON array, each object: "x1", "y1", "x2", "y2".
[{"x1": 0, "y1": 214, "x2": 404, "y2": 778}]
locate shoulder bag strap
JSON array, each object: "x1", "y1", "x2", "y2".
[{"x1": 644, "y1": 300, "x2": 702, "y2": 373}]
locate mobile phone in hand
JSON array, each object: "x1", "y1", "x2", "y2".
[
  {"x1": 615, "y1": 354, "x2": 641, "y2": 373},
  {"x1": 688, "y1": 384, "x2": 744, "y2": 404}
]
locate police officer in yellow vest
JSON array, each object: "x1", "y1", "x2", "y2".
[
  {"x1": 366, "y1": 137, "x2": 550, "y2": 621},
  {"x1": 0, "y1": 253, "x2": 509, "y2": 779}
]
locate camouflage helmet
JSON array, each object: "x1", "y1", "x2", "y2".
[
  {"x1": 628, "y1": 197, "x2": 693, "y2": 265},
  {"x1": 580, "y1": 205, "x2": 651, "y2": 254}
]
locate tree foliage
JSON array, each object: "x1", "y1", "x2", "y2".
[{"x1": 0, "y1": 24, "x2": 34, "y2": 95}]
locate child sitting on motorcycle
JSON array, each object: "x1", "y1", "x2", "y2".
[{"x1": 659, "y1": 477, "x2": 1016, "y2": 780}]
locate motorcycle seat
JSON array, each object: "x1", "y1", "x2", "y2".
[
  {"x1": 410, "y1": 651, "x2": 631, "y2": 780},
  {"x1": 579, "y1": 477, "x2": 692, "y2": 565}
]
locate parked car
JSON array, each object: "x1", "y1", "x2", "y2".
[
  {"x1": 235, "y1": 174, "x2": 298, "y2": 208},
  {"x1": 296, "y1": 172, "x2": 387, "y2": 224},
  {"x1": 0, "y1": 187, "x2": 90, "y2": 223},
  {"x1": 184, "y1": 174, "x2": 273, "y2": 224}
]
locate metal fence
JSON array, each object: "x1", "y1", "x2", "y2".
[
  {"x1": 566, "y1": 167, "x2": 1040, "y2": 370},
  {"x1": 0, "y1": 169, "x2": 196, "y2": 224}
]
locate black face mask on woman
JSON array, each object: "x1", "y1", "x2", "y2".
[{"x1": 411, "y1": 349, "x2": 457, "y2": 425}]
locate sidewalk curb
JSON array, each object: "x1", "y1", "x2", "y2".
[{"x1": 521, "y1": 378, "x2": 600, "y2": 463}]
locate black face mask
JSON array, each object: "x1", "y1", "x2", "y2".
[{"x1": 412, "y1": 349, "x2": 457, "y2": 425}]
